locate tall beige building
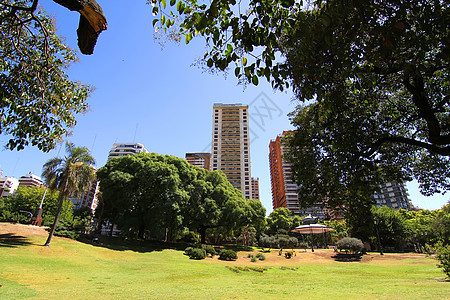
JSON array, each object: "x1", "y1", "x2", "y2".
[
  {"x1": 212, "y1": 103, "x2": 252, "y2": 199},
  {"x1": 186, "y1": 153, "x2": 211, "y2": 171}
]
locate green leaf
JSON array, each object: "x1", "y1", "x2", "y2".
[
  {"x1": 176, "y1": 1, "x2": 182, "y2": 11},
  {"x1": 161, "y1": 0, "x2": 166, "y2": 9},
  {"x1": 252, "y1": 75, "x2": 259, "y2": 86},
  {"x1": 161, "y1": 15, "x2": 165, "y2": 25},
  {"x1": 235, "y1": 67, "x2": 240, "y2": 77},
  {"x1": 242, "y1": 57, "x2": 247, "y2": 66},
  {"x1": 152, "y1": 19, "x2": 158, "y2": 27},
  {"x1": 207, "y1": 59, "x2": 214, "y2": 67},
  {"x1": 170, "y1": 0, "x2": 176, "y2": 6}
]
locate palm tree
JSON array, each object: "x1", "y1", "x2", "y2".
[{"x1": 42, "y1": 141, "x2": 96, "y2": 247}]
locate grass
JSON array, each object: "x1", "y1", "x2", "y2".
[{"x1": 0, "y1": 223, "x2": 449, "y2": 299}]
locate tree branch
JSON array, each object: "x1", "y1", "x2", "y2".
[{"x1": 363, "y1": 136, "x2": 450, "y2": 157}]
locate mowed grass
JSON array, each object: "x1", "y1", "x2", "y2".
[{"x1": 0, "y1": 224, "x2": 449, "y2": 299}]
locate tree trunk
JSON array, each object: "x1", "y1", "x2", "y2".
[
  {"x1": 94, "y1": 201, "x2": 104, "y2": 234},
  {"x1": 199, "y1": 226, "x2": 207, "y2": 244},
  {"x1": 138, "y1": 219, "x2": 145, "y2": 240},
  {"x1": 109, "y1": 223, "x2": 114, "y2": 237},
  {"x1": 52, "y1": 0, "x2": 107, "y2": 54},
  {"x1": 44, "y1": 193, "x2": 65, "y2": 247}
]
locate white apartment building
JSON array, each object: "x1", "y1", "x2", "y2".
[
  {"x1": 18, "y1": 173, "x2": 44, "y2": 187},
  {"x1": 107, "y1": 143, "x2": 148, "y2": 160},
  {"x1": 0, "y1": 176, "x2": 19, "y2": 197},
  {"x1": 211, "y1": 103, "x2": 252, "y2": 199}
]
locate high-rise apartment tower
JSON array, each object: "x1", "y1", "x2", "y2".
[
  {"x1": 212, "y1": 103, "x2": 252, "y2": 199},
  {"x1": 186, "y1": 153, "x2": 211, "y2": 171},
  {"x1": 269, "y1": 131, "x2": 324, "y2": 218}
]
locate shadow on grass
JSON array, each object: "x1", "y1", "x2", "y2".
[
  {"x1": 332, "y1": 253, "x2": 363, "y2": 262},
  {"x1": 0, "y1": 233, "x2": 33, "y2": 248},
  {"x1": 77, "y1": 235, "x2": 190, "y2": 253}
]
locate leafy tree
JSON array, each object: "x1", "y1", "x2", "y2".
[
  {"x1": 0, "y1": 0, "x2": 97, "y2": 151},
  {"x1": 432, "y1": 203, "x2": 450, "y2": 245},
  {"x1": 97, "y1": 153, "x2": 193, "y2": 240},
  {"x1": 154, "y1": 0, "x2": 449, "y2": 211},
  {"x1": 435, "y1": 242, "x2": 450, "y2": 279},
  {"x1": 183, "y1": 169, "x2": 244, "y2": 243},
  {"x1": 401, "y1": 208, "x2": 436, "y2": 247},
  {"x1": 372, "y1": 206, "x2": 407, "y2": 250},
  {"x1": 266, "y1": 207, "x2": 294, "y2": 235},
  {"x1": 41, "y1": 141, "x2": 96, "y2": 246},
  {"x1": 0, "y1": 186, "x2": 71, "y2": 225},
  {"x1": 336, "y1": 237, "x2": 364, "y2": 254}
]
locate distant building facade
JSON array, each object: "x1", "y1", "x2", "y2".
[
  {"x1": 70, "y1": 179, "x2": 100, "y2": 214},
  {"x1": 18, "y1": 173, "x2": 44, "y2": 187},
  {"x1": 186, "y1": 153, "x2": 211, "y2": 171},
  {"x1": 211, "y1": 103, "x2": 252, "y2": 199},
  {"x1": 0, "y1": 176, "x2": 19, "y2": 197},
  {"x1": 107, "y1": 143, "x2": 148, "y2": 160},
  {"x1": 373, "y1": 182, "x2": 414, "y2": 210},
  {"x1": 251, "y1": 177, "x2": 260, "y2": 200},
  {"x1": 269, "y1": 131, "x2": 324, "y2": 218}
]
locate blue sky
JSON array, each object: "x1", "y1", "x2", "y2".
[{"x1": 0, "y1": 1, "x2": 448, "y2": 212}]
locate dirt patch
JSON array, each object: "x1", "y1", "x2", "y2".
[{"x1": 0, "y1": 222, "x2": 48, "y2": 237}]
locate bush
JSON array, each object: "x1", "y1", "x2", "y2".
[
  {"x1": 284, "y1": 251, "x2": 294, "y2": 259},
  {"x1": 188, "y1": 248, "x2": 207, "y2": 260},
  {"x1": 255, "y1": 253, "x2": 266, "y2": 261},
  {"x1": 435, "y1": 243, "x2": 450, "y2": 278},
  {"x1": 336, "y1": 237, "x2": 364, "y2": 253},
  {"x1": 184, "y1": 247, "x2": 194, "y2": 256},
  {"x1": 201, "y1": 244, "x2": 216, "y2": 257},
  {"x1": 219, "y1": 249, "x2": 238, "y2": 261},
  {"x1": 251, "y1": 256, "x2": 257, "y2": 262},
  {"x1": 179, "y1": 231, "x2": 200, "y2": 244}
]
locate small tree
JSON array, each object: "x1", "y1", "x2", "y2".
[
  {"x1": 435, "y1": 243, "x2": 450, "y2": 279},
  {"x1": 337, "y1": 237, "x2": 364, "y2": 254},
  {"x1": 219, "y1": 249, "x2": 238, "y2": 261}
]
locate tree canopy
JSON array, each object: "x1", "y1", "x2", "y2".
[
  {"x1": 1, "y1": 0, "x2": 106, "y2": 151},
  {"x1": 97, "y1": 153, "x2": 265, "y2": 242},
  {"x1": 41, "y1": 141, "x2": 96, "y2": 246},
  {"x1": 152, "y1": 0, "x2": 449, "y2": 210}
]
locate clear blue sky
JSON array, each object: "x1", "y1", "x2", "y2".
[{"x1": 0, "y1": 1, "x2": 447, "y2": 212}]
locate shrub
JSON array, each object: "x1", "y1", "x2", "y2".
[
  {"x1": 219, "y1": 249, "x2": 238, "y2": 261},
  {"x1": 435, "y1": 243, "x2": 450, "y2": 278},
  {"x1": 336, "y1": 237, "x2": 364, "y2": 253},
  {"x1": 284, "y1": 251, "x2": 293, "y2": 259},
  {"x1": 255, "y1": 253, "x2": 266, "y2": 261},
  {"x1": 188, "y1": 248, "x2": 207, "y2": 260},
  {"x1": 251, "y1": 256, "x2": 257, "y2": 262},
  {"x1": 179, "y1": 231, "x2": 200, "y2": 244},
  {"x1": 247, "y1": 253, "x2": 254, "y2": 258},
  {"x1": 298, "y1": 241, "x2": 309, "y2": 250},
  {"x1": 201, "y1": 244, "x2": 216, "y2": 257},
  {"x1": 184, "y1": 247, "x2": 194, "y2": 256}
]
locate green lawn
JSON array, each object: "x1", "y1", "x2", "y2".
[{"x1": 0, "y1": 224, "x2": 449, "y2": 299}]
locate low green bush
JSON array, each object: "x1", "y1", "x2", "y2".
[
  {"x1": 337, "y1": 237, "x2": 364, "y2": 253},
  {"x1": 184, "y1": 247, "x2": 194, "y2": 256},
  {"x1": 284, "y1": 251, "x2": 293, "y2": 259},
  {"x1": 201, "y1": 244, "x2": 216, "y2": 257},
  {"x1": 435, "y1": 243, "x2": 450, "y2": 278},
  {"x1": 179, "y1": 231, "x2": 200, "y2": 244},
  {"x1": 188, "y1": 248, "x2": 207, "y2": 260},
  {"x1": 219, "y1": 249, "x2": 238, "y2": 261},
  {"x1": 256, "y1": 253, "x2": 266, "y2": 261}
]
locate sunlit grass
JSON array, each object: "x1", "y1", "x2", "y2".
[{"x1": 0, "y1": 227, "x2": 448, "y2": 299}]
